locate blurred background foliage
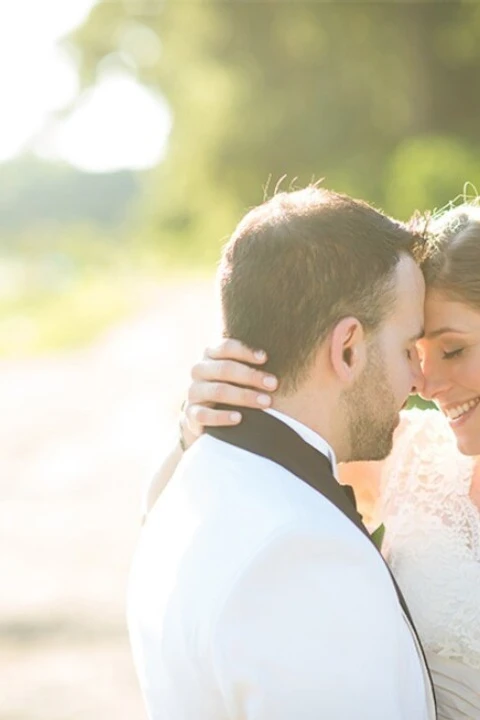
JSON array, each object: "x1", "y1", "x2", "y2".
[
  {"x1": 3, "y1": 0, "x2": 480, "y2": 357},
  {"x1": 71, "y1": 0, "x2": 480, "y2": 237}
]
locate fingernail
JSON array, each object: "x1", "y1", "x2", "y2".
[
  {"x1": 263, "y1": 376, "x2": 277, "y2": 389},
  {"x1": 257, "y1": 394, "x2": 271, "y2": 407},
  {"x1": 230, "y1": 412, "x2": 241, "y2": 422},
  {"x1": 254, "y1": 350, "x2": 266, "y2": 361}
]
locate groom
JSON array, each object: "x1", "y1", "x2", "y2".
[{"x1": 128, "y1": 187, "x2": 436, "y2": 719}]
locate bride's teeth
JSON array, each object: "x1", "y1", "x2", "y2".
[{"x1": 446, "y1": 397, "x2": 480, "y2": 421}]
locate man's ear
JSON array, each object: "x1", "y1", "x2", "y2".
[{"x1": 329, "y1": 317, "x2": 367, "y2": 383}]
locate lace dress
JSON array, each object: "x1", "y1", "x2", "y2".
[{"x1": 380, "y1": 409, "x2": 480, "y2": 719}]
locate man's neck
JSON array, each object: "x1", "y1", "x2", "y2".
[
  {"x1": 271, "y1": 388, "x2": 341, "y2": 461},
  {"x1": 265, "y1": 407, "x2": 338, "y2": 477}
]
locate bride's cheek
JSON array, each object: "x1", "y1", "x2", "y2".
[{"x1": 471, "y1": 350, "x2": 480, "y2": 386}]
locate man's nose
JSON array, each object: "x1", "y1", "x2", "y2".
[{"x1": 410, "y1": 355, "x2": 425, "y2": 396}]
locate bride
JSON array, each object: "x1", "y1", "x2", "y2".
[{"x1": 145, "y1": 202, "x2": 480, "y2": 720}]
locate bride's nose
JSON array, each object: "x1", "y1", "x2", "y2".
[{"x1": 419, "y1": 359, "x2": 450, "y2": 401}]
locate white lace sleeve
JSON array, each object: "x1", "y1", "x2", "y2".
[{"x1": 379, "y1": 408, "x2": 480, "y2": 669}]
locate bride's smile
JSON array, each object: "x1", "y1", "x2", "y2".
[{"x1": 419, "y1": 291, "x2": 480, "y2": 455}]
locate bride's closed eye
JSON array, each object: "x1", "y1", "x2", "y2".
[{"x1": 442, "y1": 348, "x2": 464, "y2": 360}]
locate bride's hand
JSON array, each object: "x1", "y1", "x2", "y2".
[{"x1": 181, "y1": 339, "x2": 278, "y2": 447}]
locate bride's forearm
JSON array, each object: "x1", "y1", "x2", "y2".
[
  {"x1": 143, "y1": 441, "x2": 184, "y2": 520},
  {"x1": 142, "y1": 418, "x2": 199, "y2": 521}
]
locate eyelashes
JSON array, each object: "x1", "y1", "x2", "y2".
[{"x1": 442, "y1": 348, "x2": 464, "y2": 360}]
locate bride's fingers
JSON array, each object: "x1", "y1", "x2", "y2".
[
  {"x1": 187, "y1": 404, "x2": 242, "y2": 430},
  {"x1": 187, "y1": 379, "x2": 273, "y2": 410},
  {"x1": 191, "y1": 358, "x2": 277, "y2": 391},
  {"x1": 205, "y1": 339, "x2": 268, "y2": 364}
]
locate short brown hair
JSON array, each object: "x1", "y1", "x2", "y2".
[
  {"x1": 218, "y1": 186, "x2": 423, "y2": 391},
  {"x1": 422, "y1": 203, "x2": 480, "y2": 307}
]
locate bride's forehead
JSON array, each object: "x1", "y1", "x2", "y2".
[
  {"x1": 423, "y1": 291, "x2": 480, "y2": 333},
  {"x1": 424, "y1": 293, "x2": 457, "y2": 321}
]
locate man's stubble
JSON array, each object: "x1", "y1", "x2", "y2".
[{"x1": 342, "y1": 341, "x2": 399, "y2": 463}]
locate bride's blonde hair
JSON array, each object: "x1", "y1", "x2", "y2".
[{"x1": 418, "y1": 192, "x2": 480, "y2": 307}]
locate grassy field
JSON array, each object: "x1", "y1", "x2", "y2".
[
  {"x1": 0, "y1": 247, "x2": 181, "y2": 359},
  {"x1": 0, "y1": 277, "x2": 218, "y2": 719}
]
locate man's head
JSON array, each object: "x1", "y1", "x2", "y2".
[{"x1": 217, "y1": 186, "x2": 425, "y2": 462}]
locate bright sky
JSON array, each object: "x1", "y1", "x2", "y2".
[{"x1": 0, "y1": 0, "x2": 171, "y2": 172}]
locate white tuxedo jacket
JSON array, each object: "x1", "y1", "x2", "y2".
[{"x1": 128, "y1": 416, "x2": 435, "y2": 720}]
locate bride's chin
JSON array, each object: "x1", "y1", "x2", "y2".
[{"x1": 453, "y1": 430, "x2": 480, "y2": 457}]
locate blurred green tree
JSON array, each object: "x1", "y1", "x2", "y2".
[{"x1": 70, "y1": 0, "x2": 480, "y2": 256}]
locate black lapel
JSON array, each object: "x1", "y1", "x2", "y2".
[{"x1": 206, "y1": 407, "x2": 436, "y2": 705}]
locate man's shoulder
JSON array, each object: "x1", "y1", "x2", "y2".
[
  {"x1": 175, "y1": 434, "x2": 368, "y2": 543},
  {"x1": 133, "y1": 440, "x2": 388, "y2": 677},
  {"x1": 144, "y1": 431, "x2": 371, "y2": 582}
]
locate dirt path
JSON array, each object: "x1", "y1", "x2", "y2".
[{"x1": 0, "y1": 278, "x2": 217, "y2": 720}]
